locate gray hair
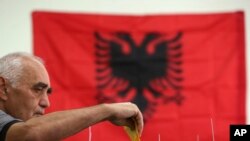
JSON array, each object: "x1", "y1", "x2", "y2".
[{"x1": 0, "y1": 52, "x2": 43, "y2": 87}]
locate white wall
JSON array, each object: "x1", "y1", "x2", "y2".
[{"x1": 0, "y1": 0, "x2": 249, "y2": 122}]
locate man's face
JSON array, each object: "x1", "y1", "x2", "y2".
[{"x1": 4, "y1": 60, "x2": 52, "y2": 121}]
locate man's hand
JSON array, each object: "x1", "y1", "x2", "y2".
[{"x1": 106, "y1": 102, "x2": 144, "y2": 136}]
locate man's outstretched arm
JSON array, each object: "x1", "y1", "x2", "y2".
[{"x1": 6, "y1": 102, "x2": 143, "y2": 141}]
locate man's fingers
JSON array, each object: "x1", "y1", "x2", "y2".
[
  {"x1": 136, "y1": 111, "x2": 143, "y2": 136},
  {"x1": 129, "y1": 102, "x2": 143, "y2": 136}
]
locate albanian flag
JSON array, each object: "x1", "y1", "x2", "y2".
[{"x1": 33, "y1": 11, "x2": 246, "y2": 141}]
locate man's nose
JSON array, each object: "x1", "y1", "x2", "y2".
[{"x1": 39, "y1": 94, "x2": 50, "y2": 108}]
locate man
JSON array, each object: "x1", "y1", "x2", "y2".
[{"x1": 0, "y1": 52, "x2": 143, "y2": 141}]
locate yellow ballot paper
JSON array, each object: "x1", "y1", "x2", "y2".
[{"x1": 124, "y1": 119, "x2": 140, "y2": 141}]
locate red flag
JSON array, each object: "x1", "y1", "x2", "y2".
[{"x1": 33, "y1": 11, "x2": 246, "y2": 141}]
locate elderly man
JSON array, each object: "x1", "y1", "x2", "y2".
[{"x1": 0, "y1": 52, "x2": 143, "y2": 141}]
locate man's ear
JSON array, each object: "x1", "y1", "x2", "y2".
[{"x1": 0, "y1": 77, "x2": 8, "y2": 101}]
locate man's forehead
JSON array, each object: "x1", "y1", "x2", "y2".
[{"x1": 23, "y1": 59, "x2": 51, "y2": 85}]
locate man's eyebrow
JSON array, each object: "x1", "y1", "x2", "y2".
[{"x1": 33, "y1": 82, "x2": 48, "y2": 88}]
